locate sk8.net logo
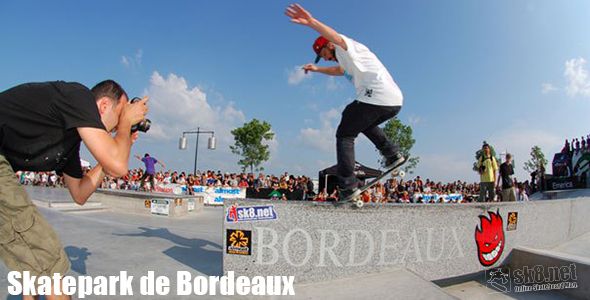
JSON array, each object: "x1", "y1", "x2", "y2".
[
  {"x1": 226, "y1": 204, "x2": 278, "y2": 223},
  {"x1": 485, "y1": 264, "x2": 578, "y2": 294}
]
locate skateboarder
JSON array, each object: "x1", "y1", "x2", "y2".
[
  {"x1": 134, "y1": 153, "x2": 165, "y2": 192},
  {"x1": 286, "y1": 3, "x2": 406, "y2": 201},
  {"x1": 0, "y1": 80, "x2": 147, "y2": 299}
]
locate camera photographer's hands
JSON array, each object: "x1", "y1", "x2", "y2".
[{"x1": 121, "y1": 96, "x2": 149, "y2": 130}]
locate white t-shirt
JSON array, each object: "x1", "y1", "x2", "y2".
[{"x1": 335, "y1": 34, "x2": 403, "y2": 107}]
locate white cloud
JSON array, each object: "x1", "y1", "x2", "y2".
[
  {"x1": 298, "y1": 108, "x2": 340, "y2": 152},
  {"x1": 408, "y1": 115, "x2": 421, "y2": 126},
  {"x1": 541, "y1": 83, "x2": 557, "y2": 94},
  {"x1": 121, "y1": 56, "x2": 130, "y2": 67},
  {"x1": 489, "y1": 127, "x2": 561, "y2": 180},
  {"x1": 121, "y1": 49, "x2": 143, "y2": 69},
  {"x1": 564, "y1": 57, "x2": 590, "y2": 98},
  {"x1": 143, "y1": 71, "x2": 246, "y2": 144},
  {"x1": 263, "y1": 130, "x2": 279, "y2": 166},
  {"x1": 326, "y1": 77, "x2": 343, "y2": 91},
  {"x1": 287, "y1": 65, "x2": 311, "y2": 85}
]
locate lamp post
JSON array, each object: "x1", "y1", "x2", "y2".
[{"x1": 179, "y1": 127, "x2": 216, "y2": 175}]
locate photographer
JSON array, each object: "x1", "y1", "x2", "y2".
[
  {"x1": 477, "y1": 143, "x2": 498, "y2": 202},
  {"x1": 0, "y1": 80, "x2": 148, "y2": 300}
]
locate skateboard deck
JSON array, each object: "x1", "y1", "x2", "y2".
[{"x1": 337, "y1": 165, "x2": 405, "y2": 208}]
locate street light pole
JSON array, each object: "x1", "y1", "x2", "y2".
[
  {"x1": 194, "y1": 127, "x2": 199, "y2": 175},
  {"x1": 179, "y1": 128, "x2": 216, "y2": 175}
]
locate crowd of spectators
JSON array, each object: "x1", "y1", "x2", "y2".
[
  {"x1": 314, "y1": 176, "x2": 532, "y2": 204},
  {"x1": 562, "y1": 135, "x2": 590, "y2": 155},
  {"x1": 16, "y1": 168, "x2": 532, "y2": 203},
  {"x1": 15, "y1": 171, "x2": 64, "y2": 188},
  {"x1": 97, "y1": 169, "x2": 315, "y2": 196}
]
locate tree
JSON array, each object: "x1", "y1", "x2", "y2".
[
  {"x1": 230, "y1": 119, "x2": 275, "y2": 173},
  {"x1": 472, "y1": 141, "x2": 501, "y2": 173},
  {"x1": 523, "y1": 145, "x2": 548, "y2": 174},
  {"x1": 382, "y1": 118, "x2": 419, "y2": 174}
]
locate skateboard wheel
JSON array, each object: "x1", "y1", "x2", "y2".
[
  {"x1": 398, "y1": 170, "x2": 405, "y2": 178},
  {"x1": 355, "y1": 200, "x2": 364, "y2": 208}
]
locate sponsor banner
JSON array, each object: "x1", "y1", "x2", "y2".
[
  {"x1": 226, "y1": 229, "x2": 252, "y2": 256},
  {"x1": 151, "y1": 199, "x2": 171, "y2": 216},
  {"x1": 226, "y1": 204, "x2": 277, "y2": 223},
  {"x1": 545, "y1": 176, "x2": 584, "y2": 191},
  {"x1": 192, "y1": 186, "x2": 246, "y2": 205},
  {"x1": 413, "y1": 193, "x2": 463, "y2": 203},
  {"x1": 154, "y1": 183, "x2": 185, "y2": 195},
  {"x1": 572, "y1": 151, "x2": 590, "y2": 177},
  {"x1": 507, "y1": 212, "x2": 518, "y2": 231},
  {"x1": 150, "y1": 185, "x2": 246, "y2": 205}
]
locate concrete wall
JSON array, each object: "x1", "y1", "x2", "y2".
[
  {"x1": 94, "y1": 189, "x2": 204, "y2": 217},
  {"x1": 223, "y1": 198, "x2": 590, "y2": 283}
]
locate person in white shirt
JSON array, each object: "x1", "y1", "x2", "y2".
[{"x1": 286, "y1": 3, "x2": 406, "y2": 201}]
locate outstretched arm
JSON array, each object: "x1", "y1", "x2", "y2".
[
  {"x1": 302, "y1": 64, "x2": 344, "y2": 76},
  {"x1": 285, "y1": 3, "x2": 347, "y2": 50}
]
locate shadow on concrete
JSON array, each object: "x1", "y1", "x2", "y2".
[
  {"x1": 113, "y1": 227, "x2": 223, "y2": 276},
  {"x1": 65, "y1": 246, "x2": 91, "y2": 275}
]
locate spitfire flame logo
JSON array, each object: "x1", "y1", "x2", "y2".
[{"x1": 475, "y1": 210, "x2": 505, "y2": 266}]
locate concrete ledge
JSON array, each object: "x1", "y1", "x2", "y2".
[
  {"x1": 92, "y1": 189, "x2": 204, "y2": 217},
  {"x1": 25, "y1": 186, "x2": 205, "y2": 217},
  {"x1": 223, "y1": 198, "x2": 590, "y2": 284}
]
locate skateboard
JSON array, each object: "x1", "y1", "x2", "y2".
[{"x1": 337, "y1": 166, "x2": 405, "y2": 208}]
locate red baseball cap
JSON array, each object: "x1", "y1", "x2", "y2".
[{"x1": 313, "y1": 36, "x2": 329, "y2": 64}]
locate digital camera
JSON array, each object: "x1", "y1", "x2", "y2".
[
  {"x1": 479, "y1": 165, "x2": 486, "y2": 174},
  {"x1": 129, "y1": 97, "x2": 151, "y2": 133}
]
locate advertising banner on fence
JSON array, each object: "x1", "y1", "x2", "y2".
[
  {"x1": 413, "y1": 193, "x2": 463, "y2": 203},
  {"x1": 153, "y1": 184, "x2": 185, "y2": 195},
  {"x1": 152, "y1": 184, "x2": 246, "y2": 205},
  {"x1": 196, "y1": 187, "x2": 246, "y2": 205}
]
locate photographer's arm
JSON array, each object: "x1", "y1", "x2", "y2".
[
  {"x1": 63, "y1": 165, "x2": 104, "y2": 205},
  {"x1": 66, "y1": 131, "x2": 140, "y2": 204},
  {"x1": 78, "y1": 125, "x2": 132, "y2": 178}
]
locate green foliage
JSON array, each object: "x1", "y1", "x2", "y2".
[
  {"x1": 382, "y1": 118, "x2": 419, "y2": 174},
  {"x1": 523, "y1": 145, "x2": 548, "y2": 173},
  {"x1": 230, "y1": 119, "x2": 275, "y2": 173},
  {"x1": 472, "y1": 141, "x2": 501, "y2": 172}
]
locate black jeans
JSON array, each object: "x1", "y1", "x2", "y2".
[{"x1": 336, "y1": 101, "x2": 401, "y2": 190}]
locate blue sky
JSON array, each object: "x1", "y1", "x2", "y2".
[{"x1": 1, "y1": 0, "x2": 589, "y2": 183}]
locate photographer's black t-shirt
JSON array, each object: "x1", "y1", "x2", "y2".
[{"x1": 0, "y1": 81, "x2": 105, "y2": 178}]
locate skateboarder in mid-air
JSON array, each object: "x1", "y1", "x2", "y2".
[{"x1": 286, "y1": 3, "x2": 407, "y2": 201}]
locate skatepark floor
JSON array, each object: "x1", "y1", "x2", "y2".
[{"x1": 0, "y1": 205, "x2": 225, "y2": 299}]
